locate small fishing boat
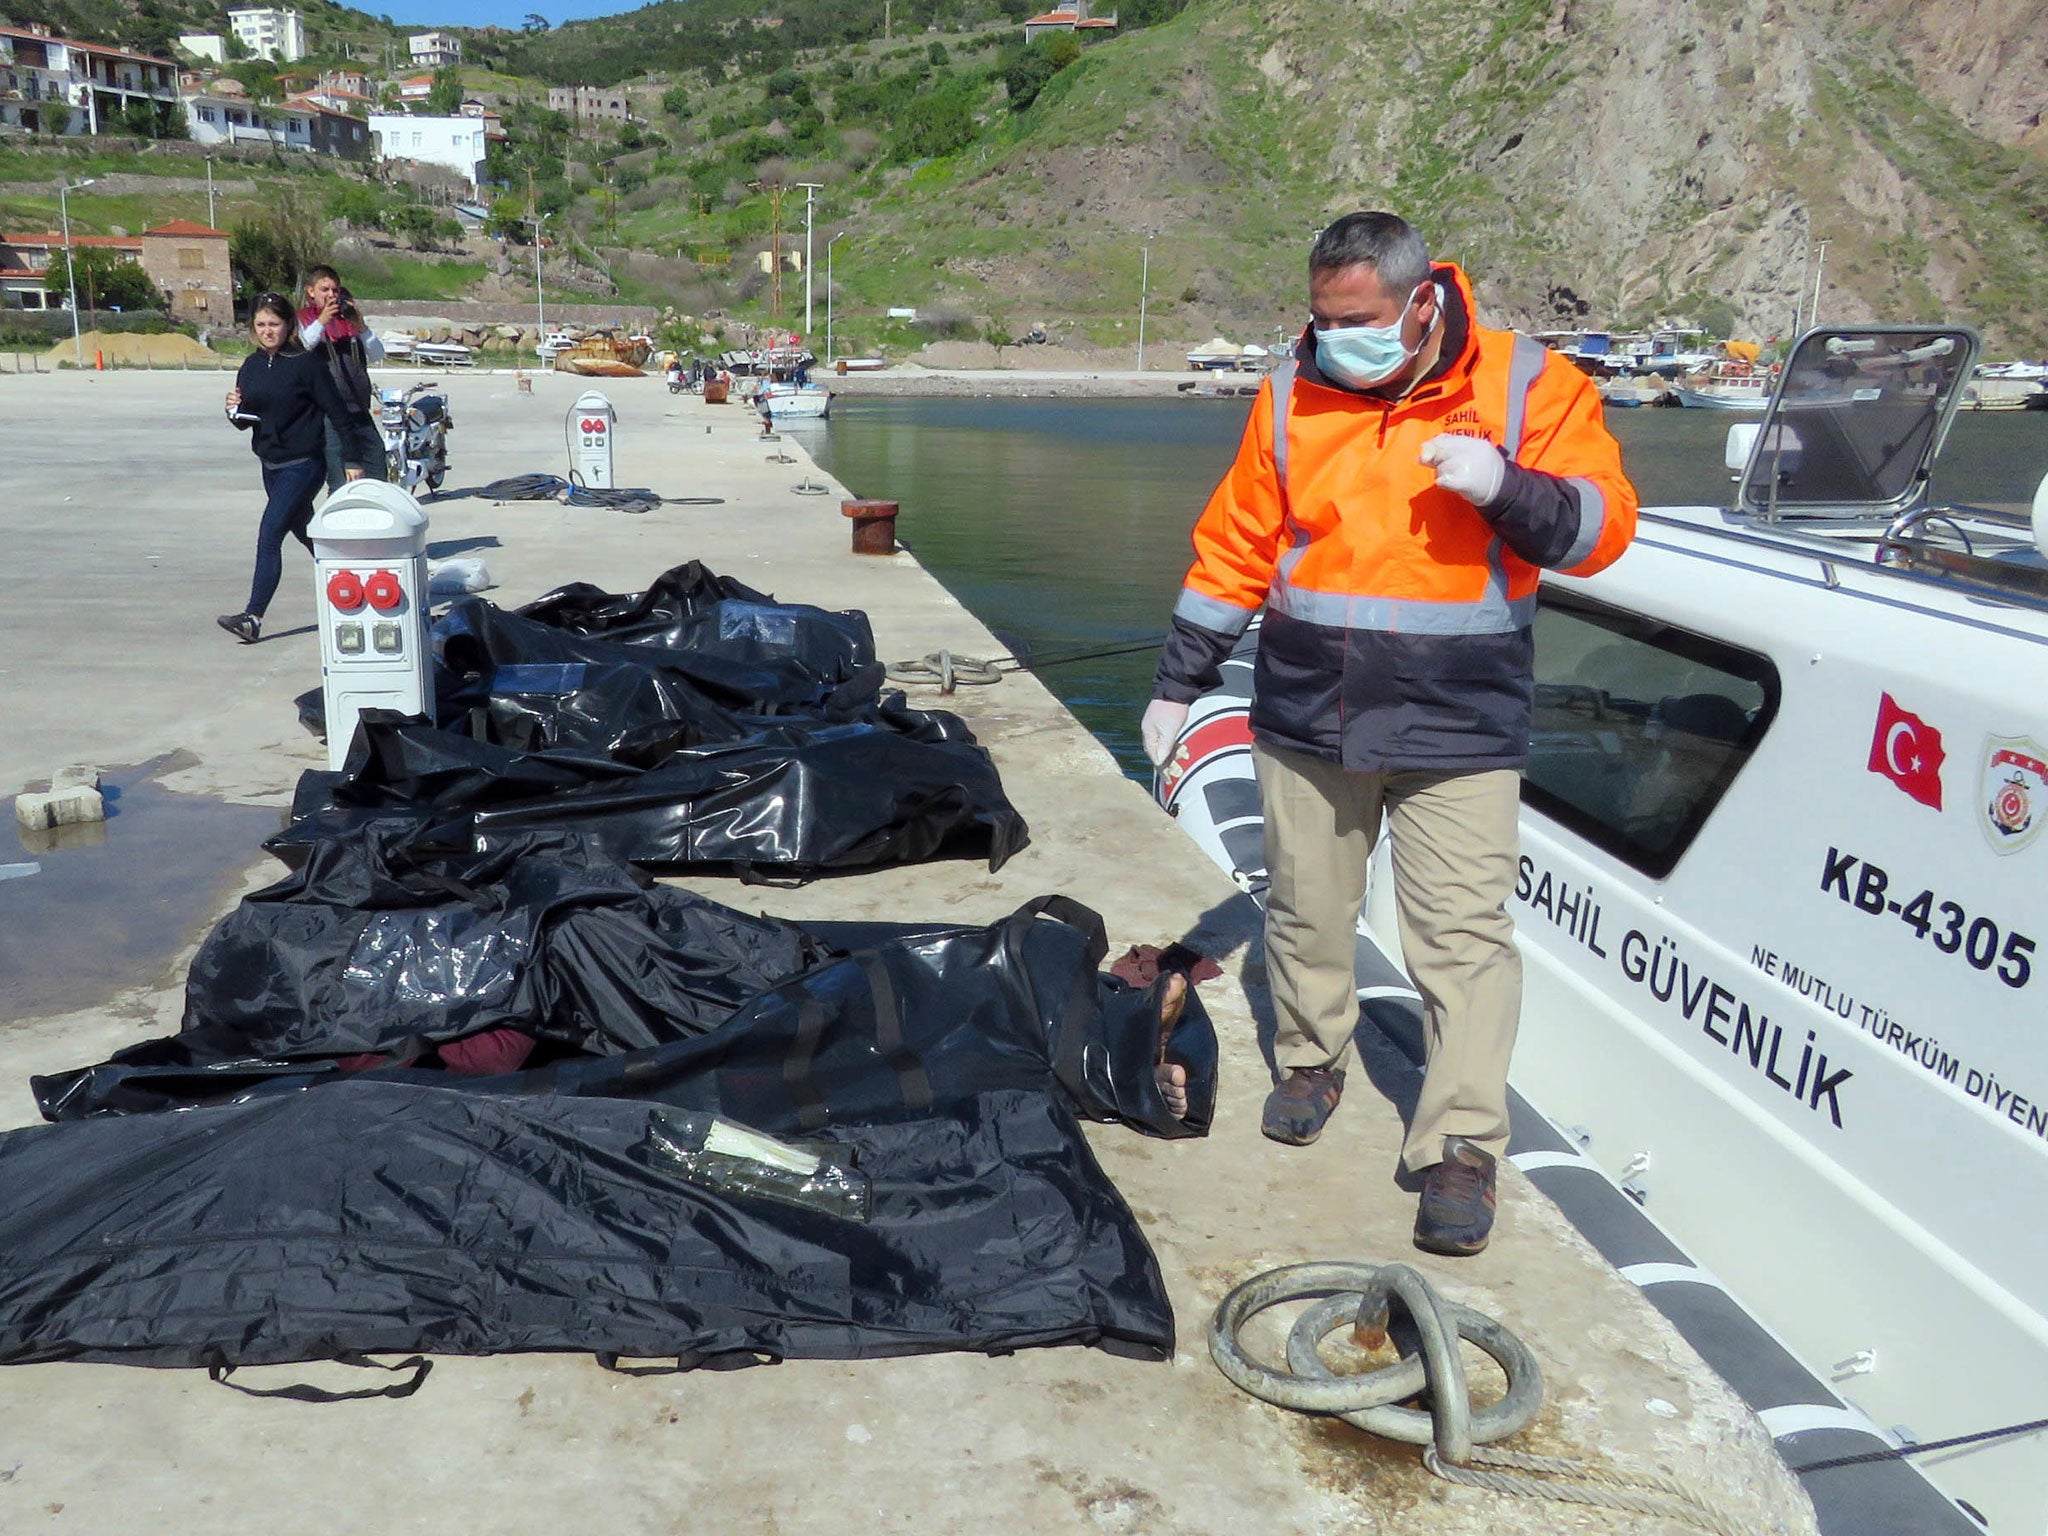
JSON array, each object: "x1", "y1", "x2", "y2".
[
  {"x1": 1157, "y1": 325, "x2": 2048, "y2": 1536},
  {"x1": 411, "y1": 339, "x2": 474, "y2": 369},
  {"x1": 1671, "y1": 357, "x2": 1773, "y2": 409},
  {"x1": 759, "y1": 380, "x2": 830, "y2": 419}
]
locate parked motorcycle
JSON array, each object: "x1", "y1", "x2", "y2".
[{"x1": 378, "y1": 381, "x2": 453, "y2": 493}]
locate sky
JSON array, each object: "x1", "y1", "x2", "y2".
[{"x1": 388, "y1": 0, "x2": 651, "y2": 29}]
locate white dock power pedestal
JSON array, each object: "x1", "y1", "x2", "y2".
[
  {"x1": 309, "y1": 481, "x2": 435, "y2": 772},
  {"x1": 569, "y1": 389, "x2": 617, "y2": 489}
]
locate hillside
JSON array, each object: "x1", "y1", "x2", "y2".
[
  {"x1": 483, "y1": 0, "x2": 2048, "y2": 354},
  {"x1": 804, "y1": 0, "x2": 2048, "y2": 353}
]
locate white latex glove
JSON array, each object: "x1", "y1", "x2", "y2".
[
  {"x1": 1420, "y1": 434, "x2": 1507, "y2": 507},
  {"x1": 1141, "y1": 698, "x2": 1191, "y2": 769}
]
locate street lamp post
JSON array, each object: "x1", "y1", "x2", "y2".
[
  {"x1": 826, "y1": 230, "x2": 845, "y2": 364},
  {"x1": 1808, "y1": 238, "x2": 1830, "y2": 331},
  {"x1": 1136, "y1": 234, "x2": 1153, "y2": 373},
  {"x1": 205, "y1": 157, "x2": 216, "y2": 227},
  {"x1": 59, "y1": 178, "x2": 96, "y2": 367},
  {"x1": 795, "y1": 182, "x2": 823, "y2": 338},
  {"x1": 530, "y1": 211, "x2": 550, "y2": 364}
]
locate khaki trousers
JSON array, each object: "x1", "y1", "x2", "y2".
[{"x1": 1254, "y1": 741, "x2": 1523, "y2": 1171}]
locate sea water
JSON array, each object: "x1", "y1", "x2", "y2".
[{"x1": 808, "y1": 398, "x2": 2048, "y2": 776}]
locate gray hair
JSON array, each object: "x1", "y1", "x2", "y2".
[{"x1": 1309, "y1": 212, "x2": 1431, "y2": 295}]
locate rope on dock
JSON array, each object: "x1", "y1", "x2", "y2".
[
  {"x1": 1209, "y1": 1261, "x2": 1763, "y2": 1536},
  {"x1": 884, "y1": 651, "x2": 1005, "y2": 692}
]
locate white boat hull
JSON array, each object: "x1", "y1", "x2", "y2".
[
  {"x1": 762, "y1": 385, "x2": 830, "y2": 419},
  {"x1": 1671, "y1": 385, "x2": 1768, "y2": 409}
]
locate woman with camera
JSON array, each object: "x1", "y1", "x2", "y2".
[
  {"x1": 298, "y1": 264, "x2": 388, "y2": 491},
  {"x1": 216, "y1": 293, "x2": 368, "y2": 645}
]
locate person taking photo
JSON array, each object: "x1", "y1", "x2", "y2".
[
  {"x1": 216, "y1": 292, "x2": 368, "y2": 645},
  {"x1": 298, "y1": 264, "x2": 388, "y2": 490}
]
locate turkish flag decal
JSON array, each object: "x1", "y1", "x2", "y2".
[{"x1": 1867, "y1": 693, "x2": 1945, "y2": 809}]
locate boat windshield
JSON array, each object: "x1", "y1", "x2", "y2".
[{"x1": 1737, "y1": 327, "x2": 1977, "y2": 516}]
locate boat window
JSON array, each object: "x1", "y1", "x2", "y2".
[
  {"x1": 1737, "y1": 328, "x2": 1975, "y2": 514},
  {"x1": 1524, "y1": 589, "x2": 1779, "y2": 878}
]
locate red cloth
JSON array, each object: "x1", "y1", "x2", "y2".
[
  {"x1": 436, "y1": 1027, "x2": 539, "y2": 1077},
  {"x1": 298, "y1": 302, "x2": 364, "y2": 344}
]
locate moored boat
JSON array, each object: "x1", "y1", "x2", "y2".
[
  {"x1": 1672, "y1": 355, "x2": 1774, "y2": 409},
  {"x1": 1156, "y1": 325, "x2": 2048, "y2": 1536}
]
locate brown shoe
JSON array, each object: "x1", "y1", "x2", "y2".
[
  {"x1": 1413, "y1": 1137, "x2": 1498, "y2": 1256},
  {"x1": 1261, "y1": 1066, "x2": 1345, "y2": 1145}
]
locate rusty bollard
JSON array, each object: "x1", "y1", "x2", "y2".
[{"x1": 843, "y1": 498, "x2": 899, "y2": 556}]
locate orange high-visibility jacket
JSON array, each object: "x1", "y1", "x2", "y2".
[{"x1": 1155, "y1": 264, "x2": 1639, "y2": 772}]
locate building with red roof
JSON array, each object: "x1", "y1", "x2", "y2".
[
  {"x1": 1022, "y1": 3, "x2": 1119, "y2": 43},
  {"x1": 0, "y1": 22, "x2": 179, "y2": 136}
]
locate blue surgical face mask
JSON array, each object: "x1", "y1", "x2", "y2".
[{"x1": 1315, "y1": 286, "x2": 1428, "y2": 389}]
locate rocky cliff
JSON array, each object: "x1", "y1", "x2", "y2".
[{"x1": 871, "y1": 0, "x2": 2048, "y2": 352}]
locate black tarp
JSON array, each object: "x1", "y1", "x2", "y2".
[
  {"x1": 270, "y1": 713, "x2": 1029, "y2": 878},
  {"x1": 0, "y1": 1083, "x2": 1170, "y2": 1369},
  {"x1": 279, "y1": 563, "x2": 1030, "y2": 878},
  {"x1": 1, "y1": 890, "x2": 1212, "y2": 1369},
  {"x1": 35, "y1": 831, "x2": 1215, "y2": 1143}
]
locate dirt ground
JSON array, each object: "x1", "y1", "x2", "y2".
[{"x1": 42, "y1": 328, "x2": 223, "y2": 367}]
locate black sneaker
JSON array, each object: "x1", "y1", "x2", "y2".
[
  {"x1": 216, "y1": 612, "x2": 260, "y2": 644},
  {"x1": 1261, "y1": 1066, "x2": 1345, "y2": 1145},
  {"x1": 1413, "y1": 1137, "x2": 1498, "y2": 1256}
]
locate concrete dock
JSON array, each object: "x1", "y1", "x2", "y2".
[{"x1": 0, "y1": 369, "x2": 1817, "y2": 1536}]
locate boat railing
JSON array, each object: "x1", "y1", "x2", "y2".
[
  {"x1": 1877, "y1": 502, "x2": 2048, "y2": 607},
  {"x1": 1635, "y1": 503, "x2": 2048, "y2": 618}
]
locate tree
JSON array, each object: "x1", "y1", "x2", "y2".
[
  {"x1": 42, "y1": 101, "x2": 71, "y2": 137},
  {"x1": 890, "y1": 85, "x2": 976, "y2": 163},
  {"x1": 927, "y1": 40, "x2": 948, "y2": 67},
  {"x1": 765, "y1": 68, "x2": 803, "y2": 99},
  {"x1": 385, "y1": 204, "x2": 439, "y2": 250},
  {"x1": 326, "y1": 182, "x2": 385, "y2": 228},
  {"x1": 1003, "y1": 34, "x2": 1080, "y2": 111},
  {"x1": 661, "y1": 85, "x2": 691, "y2": 118},
  {"x1": 521, "y1": 12, "x2": 550, "y2": 31},
  {"x1": 425, "y1": 67, "x2": 462, "y2": 117},
  {"x1": 230, "y1": 189, "x2": 327, "y2": 297},
  {"x1": 485, "y1": 196, "x2": 529, "y2": 240},
  {"x1": 45, "y1": 247, "x2": 161, "y2": 313},
  {"x1": 983, "y1": 314, "x2": 1012, "y2": 367}
]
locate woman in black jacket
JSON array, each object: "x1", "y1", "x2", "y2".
[{"x1": 216, "y1": 292, "x2": 368, "y2": 644}]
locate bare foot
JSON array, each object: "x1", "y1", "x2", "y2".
[{"x1": 1155, "y1": 972, "x2": 1190, "y2": 1117}]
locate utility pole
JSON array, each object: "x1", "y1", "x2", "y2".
[
  {"x1": 1136, "y1": 233, "x2": 1152, "y2": 372},
  {"x1": 884, "y1": 0, "x2": 891, "y2": 41},
  {"x1": 59, "y1": 178, "x2": 95, "y2": 366},
  {"x1": 205, "y1": 157, "x2": 216, "y2": 227},
  {"x1": 795, "y1": 181, "x2": 822, "y2": 336},
  {"x1": 766, "y1": 181, "x2": 786, "y2": 323},
  {"x1": 530, "y1": 210, "x2": 550, "y2": 357},
  {"x1": 1809, "y1": 238, "x2": 1830, "y2": 331}
]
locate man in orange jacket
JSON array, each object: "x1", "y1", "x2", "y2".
[{"x1": 1143, "y1": 212, "x2": 1638, "y2": 1255}]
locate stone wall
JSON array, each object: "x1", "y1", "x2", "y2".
[{"x1": 364, "y1": 300, "x2": 660, "y2": 328}]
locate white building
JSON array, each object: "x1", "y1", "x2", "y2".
[
  {"x1": 227, "y1": 8, "x2": 307, "y2": 63},
  {"x1": 408, "y1": 32, "x2": 462, "y2": 69},
  {"x1": 369, "y1": 112, "x2": 486, "y2": 188},
  {"x1": 0, "y1": 23, "x2": 180, "y2": 135},
  {"x1": 176, "y1": 33, "x2": 225, "y2": 63}
]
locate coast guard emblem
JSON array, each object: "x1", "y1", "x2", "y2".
[{"x1": 1979, "y1": 735, "x2": 2048, "y2": 854}]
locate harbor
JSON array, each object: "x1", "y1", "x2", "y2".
[{"x1": 0, "y1": 367, "x2": 1826, "y2": 1536}]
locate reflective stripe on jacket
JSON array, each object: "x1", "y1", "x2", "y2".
[{"x1": 1154, "y1": 263, "x2": 1638, "y2": 772}]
